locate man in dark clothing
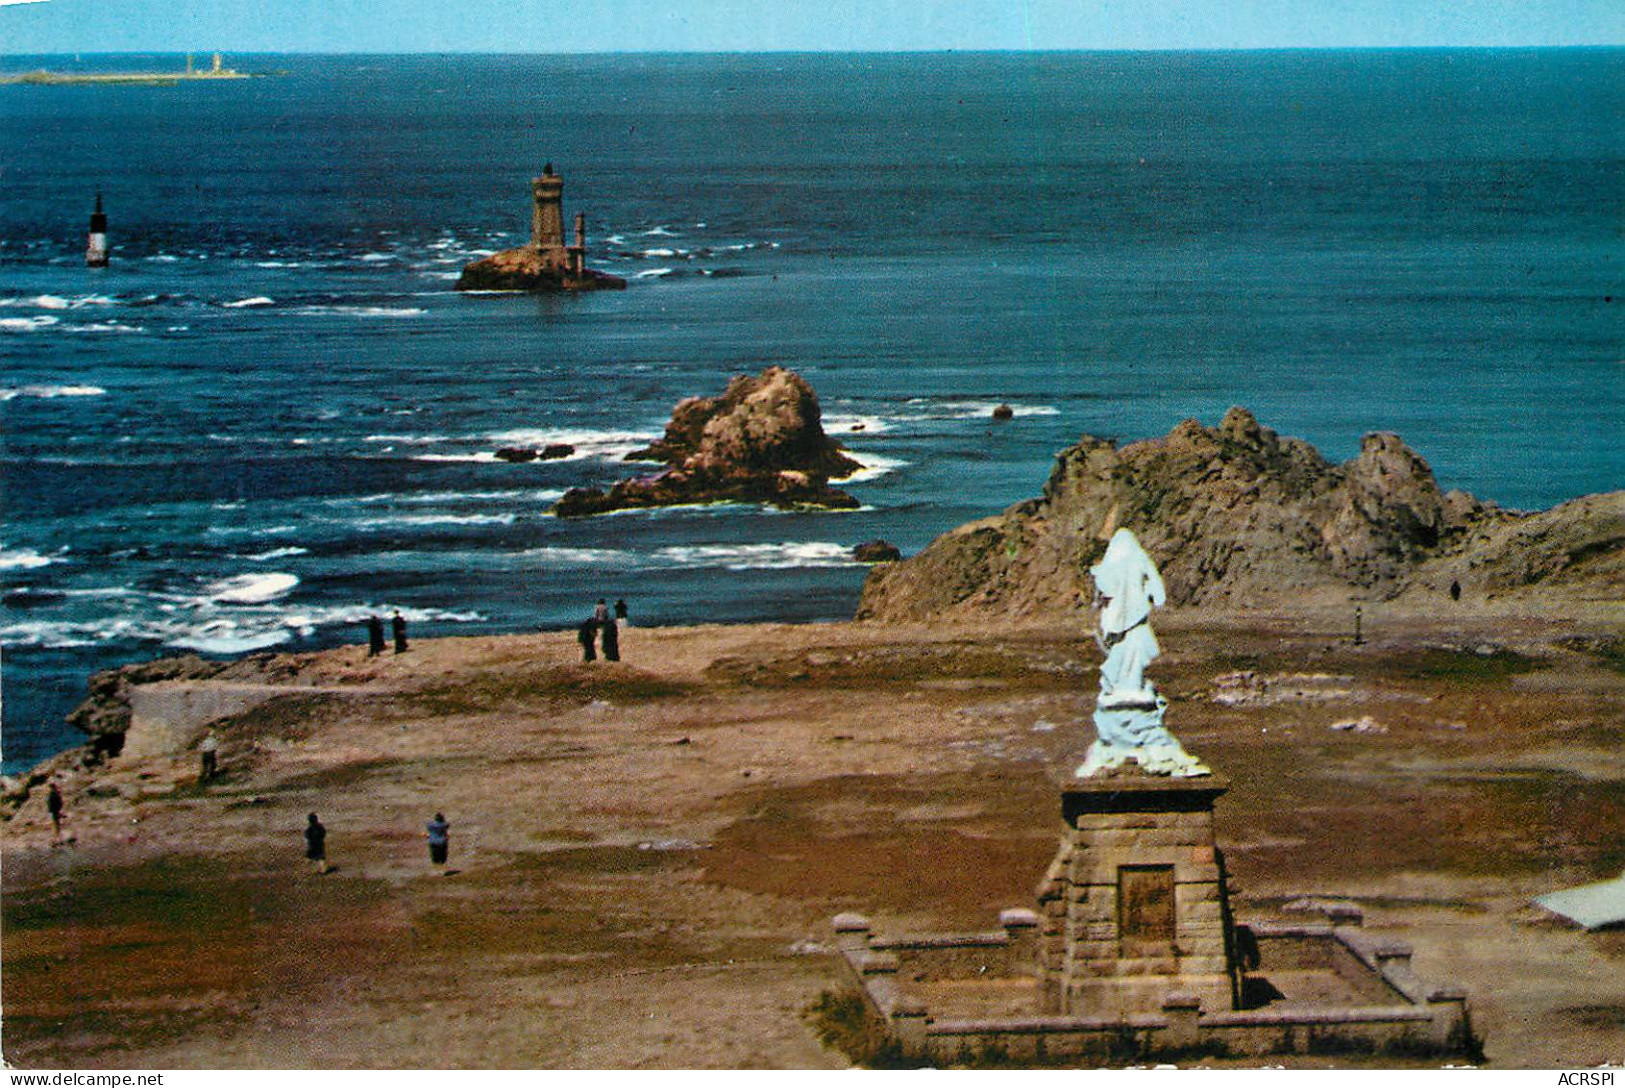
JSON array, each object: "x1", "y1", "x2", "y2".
[
  {"x1": 426, "y1": 812, "x2": 450, "y2": 866},
  {"x1": 392, "y1": 610, "x2": 409, "y2": 653},
  {"x1": 577, "y1": 618, "x2": 598, "y2": 662},
  {"x1": 305, "y1": 812, "x2": 329, "y2": 874},
  {"x1": 46, "y1": 783, "x2": 63, "y2": 841},
  {"x1": 614, "y1": 598, "x2": 628, "y2": 622},
  {"x1": 601, "y1": 616, "x2": 620, "y2": 662},
  {"x1": 367, "y1": 615, "x2": 386, "y2": 657}
]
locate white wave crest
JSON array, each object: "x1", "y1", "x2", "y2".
[
  {"x1": 0, "y1": 547, "x2": 63, "y2": 571},
  {"x1": 352, "y1": 513, "x2": 516, "y2": 529},
  {"x1": 640, "y1": 226, "x2": 679, "y2": 237},
  {"x1": 292, "y1": 305, "x2": 425, "y2": 318},
  {"x1": 654, "y1": 542, "x2": 856, "y2": 571},
  {"x1": 204, "y1": 572, "x2": 300, "y2": 604},
  {"x1": 0, "y1": 384, "x2": 106, "y2": 401},
  {"x1": 0, "y1": 315, "x2": 61, "y2": 332},
  {"x1": 634, "y1": 268, "x2": 674, "y2": 279},
  {"x1": 902, "y1": 398, "x2": 1061, "y2": 420},
  {"x1": 518, "y1": 546, "x2": 634, "y2": 565},
  {"x1": 485, "y1": 427, "x2": 660, "y2": 462},
  {"x1": 843, "y1": 452, "x2": 909, "y2": 482},
  {"x1": 240, "y1": 546, "x2": 310, "y2": 561},
  {"x1": 222, "y1": 296, "x2": 275, "y2": 308},
  {"x1": 363, "y1": 433, "x2": 449, "y2": 445},
  {"x1": 823, "y1": 413, "x2": 889, "y2": 435}
]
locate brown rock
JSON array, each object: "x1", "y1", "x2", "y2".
[
  {"x1": 557, "y1": 367, "x2": 862, "y2": 516},
  {"x1": 992, "y1": 403, "x2": 1015, "y2": 421},
  {"x1": 857, "y1": 407, "x2": 1625, "y2": 622},
  {"x1": 495, "y1": 447, "x2": 538, "y2": 463},
  {"x1": 853, "y1": 540, "x2": 903, "y2": 563}
]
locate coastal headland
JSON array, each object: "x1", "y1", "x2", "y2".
[
  {"x1": 4, "y1": 407, "x2": 1623, "y2": 1068},
  {"x1": 4, "y1": 601, "x2": 1624, "y2": 1067}
]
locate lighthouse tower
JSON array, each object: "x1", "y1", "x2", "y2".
[
  {"x1": 86, "y1": 191, "x2": 109, "y2": 267},
  {"x1": 530, "y1": 162, "x2": 567, "y2": 270}
]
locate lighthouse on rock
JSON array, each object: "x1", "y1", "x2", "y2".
[{"x1": 85, "y1": 191, "x2": 109, "y2": 267}]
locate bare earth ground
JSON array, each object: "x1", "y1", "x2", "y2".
[{"x1": 4, "y1": 603, "x2": 1624, "y2": 1068}]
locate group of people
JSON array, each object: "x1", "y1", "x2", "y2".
[
  {"x1": 577, "y1": 598, "x2": 628, "y2": 662},
  {"x1": 304, "y1": 810, "x2": 451, "y2": 874},
  {"x1": 366, "y1": 611, "x2": 409, "y2": 657}
]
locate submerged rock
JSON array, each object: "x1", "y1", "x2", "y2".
[
  {"x1": 853, "y1": 540, "x2": 903, "y2": 563},
  {"x1": 554, "y1": 366, "x2": 862, "y2": 516},
  {"x1": 495, "y1": 446, "x2": 538, "y2": 463}
]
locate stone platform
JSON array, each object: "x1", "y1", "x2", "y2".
[{"x1": 1037, "y1": 771, "x2": 1236, "y2": 1015}]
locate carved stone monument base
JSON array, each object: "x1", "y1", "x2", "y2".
[{"x1": 1037, "y1": 770, "x2": 1237, "y2": 1016}]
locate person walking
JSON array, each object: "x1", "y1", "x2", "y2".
[
  {"x1": 200, "y1": 729, "x2": 220, "y2": 781},
  {"x1": 425, "y1": 812, "x2": 450, "y2": 867},
  {"x1": 367, "y1": 615, "x2": 386, "y2": 657},
  {"x1": 577, "y1": 617, "x2": 598, "y2": 662},
  {"x1": 46, "y1": 782, "x2": 63, "y2": 841},
  {"x1": 305, "y1": 812, "x2": 330, "y2": 874},
  {"x1": 601, "y1": 614, "x2": 620, "y2": 662},
  {"x1": 391, "y1": 610, "x2": 409, "y2": 654}
]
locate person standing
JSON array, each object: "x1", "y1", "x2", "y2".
[
  {"x1": 392, "y1": 610, "x2": 409, "y2": 654},
  {"x1": 425, "y1": 812, "x2": 450, "y2": 867},
  {"x1": 601, "y1": 615, "x2": 620, "y2": 662},
  {"x1": 305, "y1": 812, "x2": 329, "y2": 874},
  {"x1": 46, "y1": 782, "x2": 63, "y2": 841},
  {"x1": 367, "y1": 615, "x2": 386, "y2": 657},
  {"x1": 614, "y1": 598, "x2": 628, "y2": 622},
  {"x1": 594, "y1": 598, "x2": 610, "y2": 624},
  {"x1": 200, "y1": 729, "x2": 220, "y2": 781},
  {"x1": 577, "y1": 617, "x2": 598, "y2": 662}
]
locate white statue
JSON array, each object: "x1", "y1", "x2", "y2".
[{"x1": 1076, "y1": 528, "x2": 1210, "y2": 778}]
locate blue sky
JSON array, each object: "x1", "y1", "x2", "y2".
[{"x1": 2, "y1": 0, "x2": 1622, "y2": 54}]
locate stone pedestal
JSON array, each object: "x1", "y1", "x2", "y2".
[{"x1": 1036, "y1": 772, "x2": 1236, "y2": 1015}]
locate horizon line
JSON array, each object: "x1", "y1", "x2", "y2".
[{"x1": 4, "y1": 43, "x2": 1624, "y2": 58}]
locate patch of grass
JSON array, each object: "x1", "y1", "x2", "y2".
[
  {"x1": 1559, "y1": 635, "x2": 1625, "y2": 675},
  {"x1": 407, "y1": 664, "x2": 694, "y2": 715},
  {"x1": 708, "y1": 640, "x2": 1081, "y2": 691},
  {"x1": 1393, "y1": 648, "x2": 1544, "y2": 684},
  {"x1": 805, "y1": 989, "x2": 926, "y2": 1068}
]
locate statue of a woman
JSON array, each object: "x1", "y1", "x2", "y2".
[{"x1": 1076, "y1": 529, "x2": 1209, "y2": 778}]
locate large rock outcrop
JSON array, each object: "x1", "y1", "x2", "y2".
[
  {"x1": 455, "y1": 246, "x2": 626, "y2": 292},
  {"x1": 857, "y1": 407, "x2": 1625, "y2": 621},
  {"x1": 554, "y1": 367, "x2": 863, "y2": 516}
]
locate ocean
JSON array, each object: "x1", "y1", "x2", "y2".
[{"x1": 1, "y1": 50, "x2": 1621, "y2": 772}]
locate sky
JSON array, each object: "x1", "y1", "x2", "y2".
[{"x1": 2, "y1": 0, "x2": 1622, "y2": 54}]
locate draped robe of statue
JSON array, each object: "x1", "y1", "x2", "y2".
[{"x1": 1076, "y1": 528, "x2": 1210, "y2": 778}]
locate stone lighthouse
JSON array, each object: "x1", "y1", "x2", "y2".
[
  {"x1": 530, "y1": 162, "x2": 567, "y2": 261},
  {"x1": 456, "y1": 162, "x2": 625, "y2": 292}
]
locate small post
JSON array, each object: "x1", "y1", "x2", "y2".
[
  {"x1": 1353, "y1": 605, "x2": 1364, "y2": 646},
  {"x1": 890, "y1": 996, "x2": 928, "y2": 1057},
  {"x1": 86, "y1": 191, "x2": 109, "y2": 268},
  {"x1": 832, "y1": 912, "x2": 872, "y2": 953}
]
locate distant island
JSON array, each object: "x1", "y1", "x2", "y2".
[{"x1": 3, "y1": 53, "x2": 255, "y2": 87}]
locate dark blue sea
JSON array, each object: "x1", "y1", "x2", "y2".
[{"x1": 2, "y1": 51, "x2": 1621, "y2": 771}]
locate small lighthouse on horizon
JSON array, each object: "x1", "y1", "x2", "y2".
[{"x1": 85, "y1": 191, "x2": 109, "y2": 267}]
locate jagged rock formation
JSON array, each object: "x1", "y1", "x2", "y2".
[
  {"x1": 554, "y1": 366, "x2": 863, "y2": 516},
  {"x1": 857, "y1": 407, "x2": 1625, "y2": 621}
]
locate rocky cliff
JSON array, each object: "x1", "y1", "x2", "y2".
[
  {"x1": 554, "y1": 366, "x2": 863, "y2": 516},
  {"x1": 857, "y1": 407, "x2": 1625, "y2": 621}
]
